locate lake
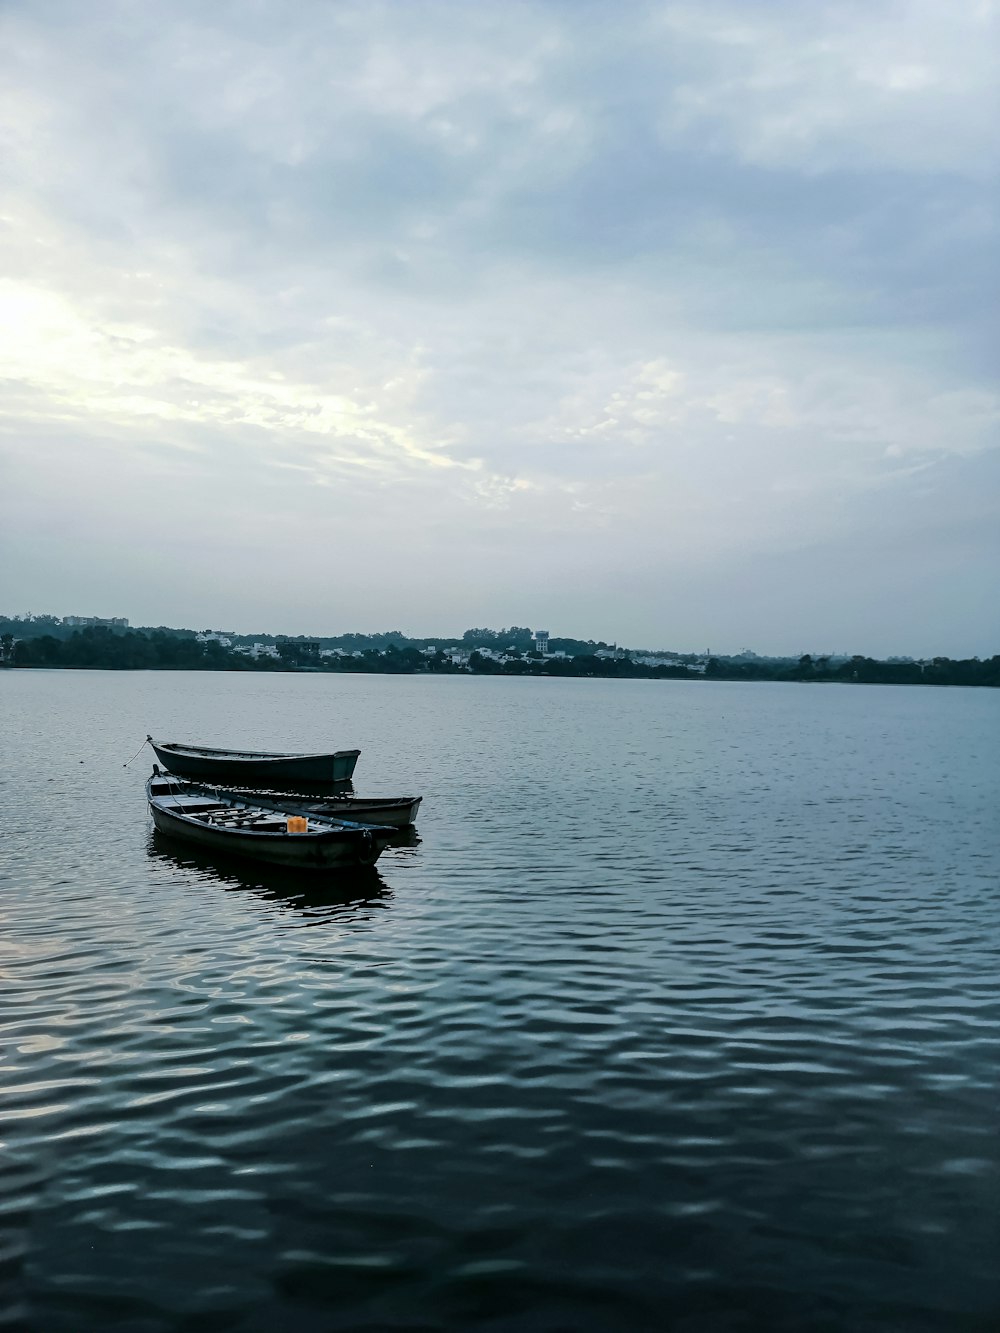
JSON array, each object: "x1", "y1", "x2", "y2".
[{"x1": 1, "y1": 670, "x2": 998, "y2": 1332}]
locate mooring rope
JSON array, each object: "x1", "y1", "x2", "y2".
[{"x1": 123, "y1": 737, "x2": 151, "y2": 768}]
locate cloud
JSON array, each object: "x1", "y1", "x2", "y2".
[
  {"x1": 656, "y1": 0, "x2": 999, "y2": 177},
  {"x1": 0, "y1": 0, "x2": 996, "y2": 651}
]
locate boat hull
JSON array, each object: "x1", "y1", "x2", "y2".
[
  {"x1": 150, "y1": 740, "x2": 360, "y2": 784},
  {"x1": 233, "y1": 792, "x2": 421, "y2": 828}
]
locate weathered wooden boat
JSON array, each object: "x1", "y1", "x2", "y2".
[
  {"x1": 146, "y1": 772, "x2": 387, "y2": 869},
  {"x1": 147, "y1": 736, "x2": 360, "y2": 784},
  {"x1": 165, "y1": 778, "x2": 422, "y2": 828}
]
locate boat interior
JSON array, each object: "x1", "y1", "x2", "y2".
[
  {"x1": 163, "y1": 745, "x2": 297, "y2": 759},
  {"x1": 193, "y1": 810, "x2": 309, "y2": 832},
  {"x1": 153, "y1": 786, "x2": 329, "y2": 833}
]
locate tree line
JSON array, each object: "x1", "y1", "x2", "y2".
[
  {"x1": 1, "y1": 624, "x2": 996, "y2": 686},
  {"x1": 0, "y1": 616, "x2": 616, "y2": 659},
  {"x1": 2, "y1": 626, "x2": 260, "y2": 671},
  {"x1": 704, "y1": 653, "x2": 1000, "y2": 687}
]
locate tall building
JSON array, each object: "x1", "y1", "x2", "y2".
[{"x1": 532, "y1": 630, "x2": 550, "y2": 655}]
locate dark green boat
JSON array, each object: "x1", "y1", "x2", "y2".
[
  {"x1": 148, "y1": 736, "x2": 361, "y2": 784},
  {"x1": 147, "y1": 772, "x2": 386, "y2": 869}
]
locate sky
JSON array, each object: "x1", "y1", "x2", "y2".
[{"x1": 0, "y1": 0, "x2": 997, "y2": 657}]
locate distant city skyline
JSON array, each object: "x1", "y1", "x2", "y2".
[
  {"x1": 0, "y1": 608, "x2": 987, "y2": 663},
  {"x1": 1, "y1": 2, "x2": 996, "y2": 658}
]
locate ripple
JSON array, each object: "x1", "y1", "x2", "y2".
[{"x1": 1, "y1": 672, "x2": 998, "y2": 1330}]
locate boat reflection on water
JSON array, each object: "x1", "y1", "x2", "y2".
[{"x1": 147, "y1": 828, "x2": 415, "y2": 918}]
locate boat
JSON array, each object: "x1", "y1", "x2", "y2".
[
  {"x1": 163, "y1": 776, "x2": 422, "y2": 828},
  {"x1": 248, "y1": 790, "x2": 421, "y2": 828},
  {"x1": 147, "y1": 736, "x2": 360, "y2": 784},
  {"x1": 146, "y1": 772, "x2": 388, "y2": 869}
]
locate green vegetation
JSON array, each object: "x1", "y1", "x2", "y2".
[
  {"x1": 5, "y1": 625, "x2": 263, "y2": 671},
  {"x1": 706, "y1": 653, "x2": 1000, "y2": 688},
  {"x1": 1, "y1": 616, "x2": 996, "y2": 685}
]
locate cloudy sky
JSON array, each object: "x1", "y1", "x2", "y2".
[{"x1": 1, "y1": 0, "x2": 997, "y2": 655}]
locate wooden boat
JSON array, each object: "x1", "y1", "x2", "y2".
[
  {"x1": 165, "y1": 778, "x2": 422, "y2": 828},
  {"x1": 147, "y1": 736, "x2": 360, "y2": 784},
  {"x1": 146, "y1": 772, "x2": 387, "y2": 869}
]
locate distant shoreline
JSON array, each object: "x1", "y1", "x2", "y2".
[
  {"x1": 3, "y1": 620, "x2": 996, "y2": 688},
  {"x1": 3, "y1": 662, "x2": 997, "y2": 689}
]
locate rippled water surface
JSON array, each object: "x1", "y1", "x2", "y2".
[{"x1": 2, "y1": 670, "x2": 998, "y2": 1332}]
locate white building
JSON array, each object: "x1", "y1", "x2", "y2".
[
  {"x1": 233, "y1": 642, "x2": 279, "y2": 659},
  {"x1": 63, "y1": 615, "x2": 129, "y2": 628}
]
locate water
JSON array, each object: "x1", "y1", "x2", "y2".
[{"x1": 1, "y1": 670, "x2": 998, "y2": 1332}]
